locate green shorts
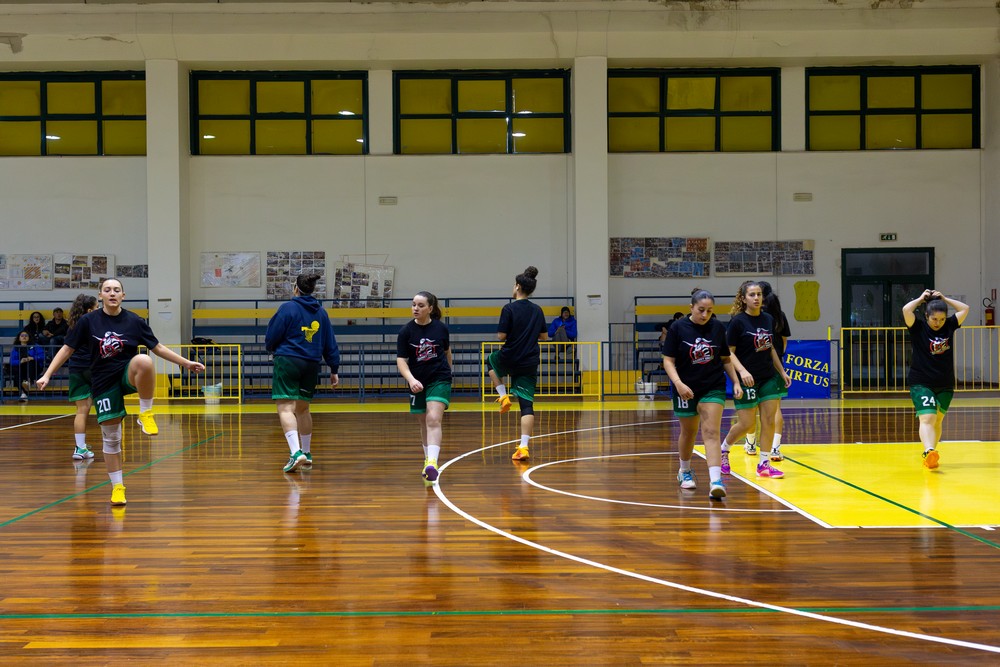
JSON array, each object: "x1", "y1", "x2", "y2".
[
  {"x1": 92, "y1": 365, "x2": 138, "y2": 424},
  {"x1": 68, "y1": 369, "x2": 93, "y2": 403},
  {"x1": 410, "y1": 380, "x2": 452, "y2": 414},
  {"x1": 909, "y1": 385, "x2": 953, "y2": 416},
  {"x1": 272, "y1": 355, "x2": 320, "y2": 402},
  {"x1": 486, "y1": 350, "x2": 537, "y2": 403},
  {"x1": 672, "y1": 388, "x2": 726, "y2": 418},
  {"x1": 733, "y1": 374, "x2": 785, "y2": 410}
]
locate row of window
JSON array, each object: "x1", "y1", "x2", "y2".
[{"x1": 0, "y1": 67, "x2": 980, "y2": 156}]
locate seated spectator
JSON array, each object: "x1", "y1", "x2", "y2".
[
  {"x1": 548, "y1": 306, "x2": 578, "y2": 342},
  {"x1": 10, "y1": 330, "x2": 45, "y2": 402},
  {"x1": 37, "y1": 307, "x2": 69, "y2": 348},
  {"x1": 22, "y1": 311, "x2": 46, "y2": 342}
]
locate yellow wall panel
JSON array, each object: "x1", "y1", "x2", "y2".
[
  {"x1": 720, "y1": 116, "x2": 771, "y2": 151},
  {"x1": 257, "y1": 81, "x2": 304, "y2": 114},
  {"x1": 457, "y1": 118, "x2": 506, "y2": 153},
  {"x1": 0, "y1": 120, "x2": 40, "y2": 155},
  {"x1": 255, "y1": 119, "x2": 306, "y2": 154},
  {"x1": 312, "y1": 119, "x2": 364, "y2": 154},
  {"x1": 312, "y1": 79, "x2": 363, "y2": 116},
  {"x1": 720, "y1": 76, "x2": 771, "y2": 112},
  {"x1": 608, "y1": 117, "x2": 658, "y2": 152},
  {"x1": 608, "y1": 77, "x2": 658, "y2": 113},
  {"x1": 199, "y1": 80, "x2": 250, "y2": 116},
  {"x1": 512, "y1": 117, "x2": 563, "y2": 153},
  {"x1": 866, "y1": 114, "x2": 916, "y2": 149},
  {"x1": 198, "y1": 119, "x2": 250, "y2": 154},
  {"x1": 512, "y1": 78, "x2": 564, "y2": 113},
  {"x1": 399, "y1": 79, "x2": 451, "y2": 115},
  {"x1": 399, "y1": 118, "x2": 451, "y2": 154},
  {"x1": 809, "y1": 75, "x2": 860, "y2": 111},
  {"x1": 922, "y1": 113, "x2": 973, "y2": 149},
  {"x1": 102, "y1": 80, "x2": 145, "y2": 116},
  {"x1": 666, "y1": 78, "x2": 715, "y2": 110},
  {"x1": 458, "y1": 80, "x2": 504, "y2": 113},
  {"x1": 47, "y1": 82, "x2": 95, "y2": 114},
  {"x1": 45, "y1": 120, "x2": 97, "y2": 154},
  {"x1": 103, "y1": 120, "x2": 146, "y2": 155},
  {"x1": 867, "y1": 76, "x2": 914, "y2": 109},
  {"x1": 922, "y1": 73, "x2": 973, "y2": 110},
  {"x1": 664, "y1": 116, "x2": 715, "y2": 151},
  {"x1": 809, "y1": 115, "x2": 860, "y2": 150},
  {"x1": 0, "y1": 81, "x2": 40, "y2": 116}
]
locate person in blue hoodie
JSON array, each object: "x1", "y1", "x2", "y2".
[
  {"x1": 10, "y1": 330, "x2": 46, "y2": 401},
  {"x1": 265, "y1": 273, "x2": 340, "y2": 473}
]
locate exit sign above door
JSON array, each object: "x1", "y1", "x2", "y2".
[{"x1": 879, "y1": 233, "x2": 897, "y2": 241}]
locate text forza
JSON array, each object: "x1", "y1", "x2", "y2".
[{"x1": 783, "y1": 354, "x2": 831, "y2": 387}]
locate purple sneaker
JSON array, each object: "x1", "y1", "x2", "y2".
[
  {"x1": 756, "y1": 461, "x2": 784, "y2": 478},
  {"x1": 720, "y1": 450, "x2": 731, "y2": 476}
]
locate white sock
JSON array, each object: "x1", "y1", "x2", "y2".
[
  {"x1": 745, "y1": 431, "x2": 756, "y2": 445},
  {"x1": 772, "y1": 434, "x2": 782, "y2": 449},
  {"x1": 721, "y1": 439, "x2": 731, "y2": 453},
  {"x1": 679, "y1": 459, "x2": 691, "y2": 471},
  {"x1": 709, "y1": 465, "x2": 722, "y2": 481},
  {"x1": 285, "y1": 430, "x2": 300, "y2": 454},
  {"x1": 75, "y1": 433, "x2": 87, "y2": 448},
  {"x1": 520, "y1": 435, "x2": 530, "y2": 449},
  {"x1": 421, "y1": 444, "x2": 428, "y2": 457},
  {"x1": 759, "y1": 450, "x2": 769, "y2": 464},
  {"x1": 426, "y1": 444, "x2": 441, "y2": 462},
  {"x1": 300, "y1": 433, "x2": 312, "y2": 454},
  {"x1": 109, "y1": 470, "x2": 123, "y2": 485},
  {"x1": 496, "y1": 384, "x2": 507, "y2": 397},
  {"x1": 139, "y1": 398, "x2": 153, "y2": 412}
]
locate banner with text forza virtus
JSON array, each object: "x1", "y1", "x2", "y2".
[{"x1": 783, "y1": 340, "x2": 831, "y2": 399}]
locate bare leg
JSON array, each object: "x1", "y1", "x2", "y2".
[
  {"x1": 698, "y1": 402, "x2": 724, "y2": 469},
  {"x1": 126, "y1": 354, "x2": 156, "y2": 399},
  {"x1": 723, "y1": 408, "x2": 757, "y2": 448}
]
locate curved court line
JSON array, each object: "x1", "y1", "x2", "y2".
[
  {"x1": 434, "y1": 421, "x2": 1000, "y2": 655},
  {"x1": 522, "y1": 452, "x2": 792, "y2": 514}
]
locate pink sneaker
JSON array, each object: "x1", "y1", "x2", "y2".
[
  {"x1": 756, "y1": 461, "x2": 784, "y2": 478},
  {"x1": 720, "y1": 450, "x2": 731, "y2": 475}
]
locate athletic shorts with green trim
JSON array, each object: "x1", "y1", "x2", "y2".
[
  {"x1": 68, "y1": 369, "x2": 93, "y2": 403},
  {"x1": 410, "y1": 380, "x2": 452, "y2": 414},
  {"x1": 672, "y1": 388, "x2": 726, "y2": 418},
  {"x1": 272, "y1": 355, "x2": 320, "y2": 402},
  {"x1": 733, "y1": 374, "x2": 785, "y2": 410},
  {"x1": 92, "y1": 366, "x2": 138, "y2": 424},
  {"x1": 486, "y1": 349, "x2": 537, "y2": 403},
  {"x1": 909, "y1": 384, "x2": 953, "y2": 416}
]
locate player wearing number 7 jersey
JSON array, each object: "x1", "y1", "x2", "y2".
[
  {"x1": 902, "y1": 289, "x2": 969, "y2": 469},
  {"x1": 720, "y1": 280, "x2": 791, "y2": 479}
]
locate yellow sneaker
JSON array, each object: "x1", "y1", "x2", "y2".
[
  {"x1": 511, "y1": 446, "x2": 530, "y2": 461},
  {"x1": 110, "y1": 483, "x2": 127, "y2": 506},
  {"x1": 137, "y1": 410, "x2": 159, "y2": 436},
  {"x1": 496, "y1": 394, "x2": 512, "y2": 414}
]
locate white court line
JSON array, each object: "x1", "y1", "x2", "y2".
[
  {"x1": 522, "y1": 452, "x2": 791, "y2": 514},
  {"x1": 0, "y1": 414, "x2": 73, "y2": 430},
  {"x1": 434, "y1": 419, "x2": 1000, "y2": 655}
]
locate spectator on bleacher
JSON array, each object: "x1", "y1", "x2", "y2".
[
  {"x1": 65, "y1": 294, "x2": 100, "y2": 461},
  {"x1": 547, "y1": 306, "x2": 577, "y2": 342},
  {"x1": 396, "y1": 291, "x2": 452, "y2": 485},
  {"x1": 36, "y1": 278, "x2": 205, "y2": 508},
  {"x1": 658, "y1": 312, "x2": 685, "y2": 345},
  {"x1": 265, "y1": 273, "x2": 341, "y2": 475},
  {"x1": 11, "y1": 330, "x2": 45, "y2": 402},
  {"x1": 22, "y1": 311, "x2": 46, "y2": 342},
  {"x1": 37, "y1": 307, "x2": 69, "y2": 348},
  {"x1": 486, "y1": 266, "x2": 548, "y2": 462}
]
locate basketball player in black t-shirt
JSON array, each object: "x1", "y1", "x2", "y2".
[{"x1": 902, "y1": 289, "x2": 969, "y2": 469}]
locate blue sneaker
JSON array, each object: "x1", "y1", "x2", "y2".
[
  {"x1": 677, "y1": 468, "x2": 697, "y2": 489},
  {"x1": 709, "y1": 479, "x2": 727, "y2": 500}
]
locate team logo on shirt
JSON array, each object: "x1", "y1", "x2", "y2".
[
  {"x1": 413, "y1": 338, "x2": 438, "y2": 363},
  {"x1": 301, "y1": 321, "x2": 319, "y2": 343},
  {"x1": 750, "y1": 328, "x2": 773, "y2": 352},
  {"x1": 929, "y1": 337, "x2": 950, "y2": 355},
  {"x1": 685, "y1": 338, "x2": 717, "y2": 365},
  {"x1": 95, "y1": 332, "x2": 125, "y2": 359}
]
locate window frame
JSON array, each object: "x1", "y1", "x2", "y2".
[
  {"x1": 392, "y1": 69, "x2": 572, "y2": 155},
  {"x1": 607, "y1": 67, "x2": 781, "y2": 153},
  {"x1": 189, "y1": 70, "x2": 369, "y2": 156},
  {"x1": 806, "y1": 65, "x2": 981, "y2": 151},
  {"x1": 0, "y1": 70, "x2": 146, "y2": 156}
]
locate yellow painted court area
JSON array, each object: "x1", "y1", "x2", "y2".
[{"x1": 714, "y1": 441, "x2": 1000, "y2": 529}]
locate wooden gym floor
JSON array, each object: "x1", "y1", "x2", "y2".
[{"x1": 0, "y1": 397, "x2": 998, "y2": 665}]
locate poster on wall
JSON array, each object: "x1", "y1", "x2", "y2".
[
  {"x1": 53, "y1": 253, "x2": 116, "y2": 290},
  {"x1": 713, "y1": 240, "x2": 814, "y2": 276},
  {"x1": 0, "y1": 254, "x2": 54, "y2": 290},
  {"x1": 266, "y1": 251, "x2": 326, "y2": 300},
  {"x1": 609, "y1": 238, "x2": 710, "y2": 278},
  {"x1": 200, "y1": 252, "x2": 261, "y2": 288},
  {"x1": 331, "y1": 262, "x2": 394, "y2": 307}
]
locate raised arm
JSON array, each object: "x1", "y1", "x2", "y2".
[
  {"x1": 151, "y1": 343, "x2": 205, "y2": 373},
  {"x1": 932, "y1": 291, "x2": 970, "y2": 325},
  {"x1": 902, "y1": 290, "x2": 933, "y2": 328}
]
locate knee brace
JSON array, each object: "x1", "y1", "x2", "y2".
[
  {"x1": 519, "y1": 398, "x2": 534, "y2": 416},
  {"x1": 101, "y1": 422, "x2": 123, "y2": 455}
]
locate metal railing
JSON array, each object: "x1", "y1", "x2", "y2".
[{"x1": 479, "y1": 341, "x2": 602, "y2": 401}]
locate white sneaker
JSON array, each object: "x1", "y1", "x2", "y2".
[
  {"x1": 73, "y1": 446, "x2": 95, "y2": 460},
  {"x1": 743, "y1": 440, "x2": 757, "y2": 455},
  {"x1": 769, "y1": 447, "x2": 783, "y2": 462}
]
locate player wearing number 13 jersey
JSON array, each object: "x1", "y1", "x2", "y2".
[{"x1": 902, "y1": 289, "x2": 969, "y2": 469}]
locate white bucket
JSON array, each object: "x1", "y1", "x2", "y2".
[
  {"x1": 636, "y1": 380, "x2": 656, "y2": 401},
  {"x1": 203, "y1": 384, "x2": 222, "y2": 405}
]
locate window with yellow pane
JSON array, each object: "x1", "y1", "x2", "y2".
[
  {"x1": 394, "y1": 71, "x2": 569, "y2": 155},
  {"x1": 807, "y1": 66, "x2": 979, "y2": 151},
  {"x1": 191, "y1": 72, "x2": 367, "y2": 155},
  {"x1": 609, "y1": 69, "x2": 779, "y2": 153},
  {"x1": 0, "y1": 72, "x2": 145, "y2": 156}
]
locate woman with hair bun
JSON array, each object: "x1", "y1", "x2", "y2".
[
  {"x1": 396, "y1": 291, "x2": 453, "y2": 484},
  {"x1": 66, "y1": 293, "x2": 99, "y2": 460},
  {"x1": 485, "y1": 266, "x2": 548, "y2": 461},
  {"x1": 661, "y1": 289, "x2": 742, "y2": 500},
  {"x1": 265, "y1": 273, "x2": 341, "y2": 474}
]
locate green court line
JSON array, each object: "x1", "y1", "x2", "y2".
[
  {"x1": 2, "y1": 605, "x2": 999, "y2": 620},
  {"x1": 785, "y1": 454, "x2": 1000, "y2": 550},
  {"x1": 0, "y1": 432, "x2": 223, "y2": 530}
]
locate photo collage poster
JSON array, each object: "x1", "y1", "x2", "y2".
[
  {"x1": 53, "y1": 254, "x2": 116, "y2": 290},
  {"x1": 0, "y1": 254, "x2": 54, "y2": 290},
  {"x1": 331, "y1": 262, "x2": 394, "y2": 307},
  {"x1": 266, "y1": 251, "x2": 326, "y2": 300}
]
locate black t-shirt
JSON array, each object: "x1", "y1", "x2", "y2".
[
  {"x1": 66, "y1": 325, "x2": 93, "y2": 372},
  {"x1": 771, "y1": 312, "x2": 791, "y2": 357},
  {"x1": 726, "y1": 311, "x2": 776, "y2": 383},
  {"x1": 907, "y1": 314, "x2": 960, "y2": 388},
  {"x1": 497, "y1": 299, "x2": 547, "y2": 371},
  {"x1": 64, "y1": 308, "x2": 160, "y2": 395},
  {"x1": 661, "y1": 316, "x2": 729, "y2": 394},
  {"x1": 396, "y1": 319, "x2": 452, "y2": 387}
]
